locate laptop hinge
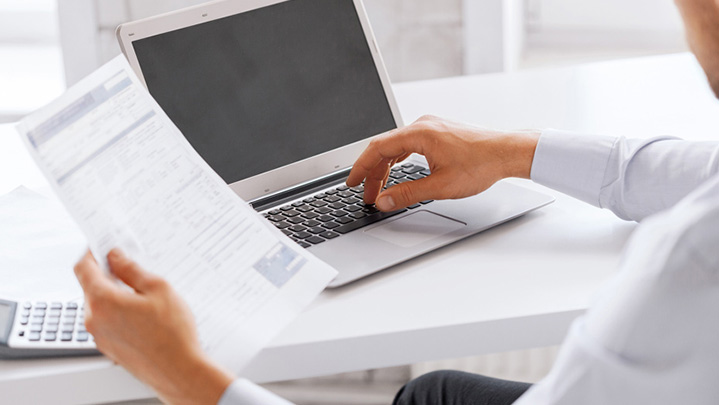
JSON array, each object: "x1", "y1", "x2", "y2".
[{"x1": 250, "y1": 168, "x2": 353, "y2": 212}]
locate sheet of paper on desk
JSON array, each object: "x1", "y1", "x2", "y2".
[{"x1": 14, "y1": 55, "x2": 338, "y2": 371}]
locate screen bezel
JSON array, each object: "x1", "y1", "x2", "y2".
[
  {"x1": 0, "y1": 299, "x2": 16, "y2": 345},
  {"x1": 116, "y1": 0, "x2": 404, "y2": 202}
]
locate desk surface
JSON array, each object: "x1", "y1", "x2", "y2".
[{"x1": 2, "y1": 53, "x2": 718, "y2": 405}]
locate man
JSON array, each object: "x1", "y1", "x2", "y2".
[{"x1": 73, "y1": 0, "x2": 719, "y2": 403}]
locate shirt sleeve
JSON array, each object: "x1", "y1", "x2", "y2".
[
  {"x1": 530, "y1": 129, "x2": 719, "y2": 221},
  {"x1": 217, "y1": 379, "x2": 294, "y2": 405},
  {"x1": 514, "y1": 174, "x2": 719, "y2": 405}
]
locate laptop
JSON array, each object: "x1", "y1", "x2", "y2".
[{"x1": 116, "y1": 0, "x2": 554, "y2": 287}]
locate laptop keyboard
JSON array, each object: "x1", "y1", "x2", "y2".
[{"x1": 263, "y1": 163, "x2": 434, "y2": 248}]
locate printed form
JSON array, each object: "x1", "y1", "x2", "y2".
[{"x1": 15, "y1": 55, "x2": 337, "y2": 370}]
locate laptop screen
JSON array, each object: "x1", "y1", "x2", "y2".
[{"x1": 132, "y1": 0, "x2": 397, "y2": 185}]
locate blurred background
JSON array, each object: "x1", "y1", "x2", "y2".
[{"x1": 0, "y1": 1, "x2": 689, "y2": 404}]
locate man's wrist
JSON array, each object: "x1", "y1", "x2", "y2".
[
  {"x1": 161, "y1": 350, "x2": 236, "y2": 405},
  {"x1": 501, "y1": 130, "x2": 541, "y2": 179}
]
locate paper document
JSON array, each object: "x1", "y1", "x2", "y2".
[{"x1": 15, "y1": 55, "x2": 337, "y2": 370}]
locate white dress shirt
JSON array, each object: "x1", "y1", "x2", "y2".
[{"x1": 219, "y1": 129, "x2": 719, "y2": 404}]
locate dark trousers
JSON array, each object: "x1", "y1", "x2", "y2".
[{"x1": 393, "y1": 370, "x2": 532, "y2": 405}]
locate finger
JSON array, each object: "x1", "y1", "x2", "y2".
[
  {"x1": 107, "y1": 249, "x2": 161, "y2": 293},
  {"x1": 347, "y1": 127, "x2": 426, "y2": 187},
  {"x1": 362, "y1": 158, "x2": 392, "y2": 204},
  {"x1": 375, "y1": 174, "x2": 445, "y2": 211},
  {"x1": 74, "y1": 250, "x2": 116, "y2": 298}
]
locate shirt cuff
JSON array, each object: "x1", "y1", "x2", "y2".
[
  {"x1": 218, "y1": 378, "x2": 294, "y2": 405},
  {"x1": 530, "y1": 129, "x2": 617, "y2": 207}
]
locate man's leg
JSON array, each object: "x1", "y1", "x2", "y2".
[{"x1": 393, "y1": 370, "x2": 532, "y2": 405}]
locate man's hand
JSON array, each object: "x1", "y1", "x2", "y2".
[
  {"x1": 347, "y1": 115, "x2": 540, "y2": 211},
  {"x1": 74, "y1": 249, "x2": 234, "y2": 405}
]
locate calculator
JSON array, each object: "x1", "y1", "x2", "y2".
[{"x1": 0, "y1": 298, "x2": 99, "y2": 359}]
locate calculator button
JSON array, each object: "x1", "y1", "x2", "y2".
[
  {"x1": 61, "y1": 324, "x2": 74, "y2": 332},
  {"x1": 66, "y1": 302, "x2": 79, "y2": 310},
  {"x1": 76, "y1": 332, "x2": 89, "y2": 342},
  {"x1": 30, "y1": 324, "x2": 43, "y2": 332},
  {"x1": 21, "y1": 309, "x2": 30, "y2": 317},
  {"x1": 20, "y1": 316, "x2": 29, "y2": 325},
  {"x1": 64, "y1": 309, "x2": 77, "y2": 317},
  {"x1": 60, "y1": 332, "x2": 73, "y2": 341},
  {"x1": 32, "y1": 309, "x2": 46, "y2": 317},
  {"x1": 46, "y1": 317, "x2": 60, "y2": 325},
  {"x1": 45, "y1": 324, "x2": 59, "y2": 332},
  {"x1": 31, "y1": 318, "x2": 44, "y2": 325},
  {"x1": 34, "y1": 302, "x2": 47, "y2": 310},
  {"x1": 50, "y1": 302, "x2": 62, "y2": 310},
  {"x1": 22, "y1": 302, "x2": 32, "y2": 309},
  {"x1": 48, "y1": 309, "x2": 61, "y2": 317},
  {"x1": 28, "y1": 332, "x2": 41, "y2": 341},
  {"x1": 44, "y1": 332, "x2": 57, "y2": 341}
]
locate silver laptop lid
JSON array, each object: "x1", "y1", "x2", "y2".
[{"x1": 117, "y1": 0, "x2": 403, "y2": 202}]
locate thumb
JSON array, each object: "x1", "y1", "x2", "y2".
[
  {"x1": 107, "y1": 249, "x2": 156, "y2": 293},
  {"x1": 376, "y1": 175, "x2": 440, "y2": 211}
]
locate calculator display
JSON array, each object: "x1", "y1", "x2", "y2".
[{"x1": 0, "y1": 303, "x2": 12, "y2": 338}]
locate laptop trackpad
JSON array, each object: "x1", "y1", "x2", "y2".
[{"x1": 365, "y1": 210, "x2": 466, "y2": 248}]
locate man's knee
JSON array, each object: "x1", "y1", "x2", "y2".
[{"x1": 393, "y1": 370, "x2": 461, "y2": 405}]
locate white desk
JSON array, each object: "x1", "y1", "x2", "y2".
[{"x1": 1, "y1": 53, "x2": 718, "y2": 404}]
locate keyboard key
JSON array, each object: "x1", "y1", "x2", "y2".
[
  {"x1": 298, "y1": 241, "x2": 312, "y2": 248},
  {"x1": 331, "y1": 210, "x2": 348, "y2": 217},
  {"x1": 362, "y1": 206, "x2": 380, "y2": 214},
  {"x1": 280, "y1": 205, "x2": 294, "y2": 211},
  {"x1": 310, "y1": 200, "x2": 328, "y2": 207},
  {"x1": 337, "y1": 185, "x2": 349, "y2": 191},
  {"x1": 420, "y1": 170, "x2": 431, "y2": 176},
  {"x1": 400, "y1": 162, "x2": 413, "y2": 168},
  {"x1": 305, "y1": 236, "x2": 326, "y2": 245},
  {"x1": 315, "y1": 192, "x2": 327, "y2": 199},
  {"x1": 335, "y1": 209, "x2": 407, "y2": 234},
  {"x1": 303, "y1": 197, "x2": 316, "y2": 203},
  {"x1": 294, "y1": 231, "x2": 313, "y2": 239},
  {"x1": 282, "y1": 229, "x2": 293, "y2": 237},
  {"x1": 328, "y1": 202, "x2": 345, "y2": 209},
  {"x1": 343, "y1": 197, "x2": 361, "y2": 205},
  {"x1": 268, "y1": 215, "x2": 285, "y2": 222},
  {"x1": 275, "y1": 221, "x2": 291, "y2": 229},
  {"x1": 389, "y1": 172, "x2": 405, "y2": 179},
  {"x1": 325, "y1": 189, "x2": 339, "y2": 195},
  {"x1": 408, "y1": 173, "x2": 424, "y2": 181},
  {"x1": 322, "y1": 222, "x2": 341, "y2": 229},
  {"x1": 291, "y1": 201, "x2": 304, "y2": 207},
  {"x1": 349, "y1": 211, "x2": 367, "y2": 219},
  {"x1": 288, "y1": 225, "x2": 307, "y2": 233},
  {"x1": 283, "y1": 210, "x2": 301, "y2": 217},
  {"x1": 316, "y1": 207, "x2": 333, "y2": 214},
  {"x1": 268, "y1": 209, "x2": 281, "y2": 215},
  {"x1": 308, "y1": 227, "x2": 326, "y2": 234},
  {"x1": 335, "y1": 216, "x2": 354, "y2": 224},
  {"x1": 402, "y1": 166, "x2": 425, "y2": 175},
  {"x1": 345, "y1": 205, "x2": 363, "y2": 212},
  {"x1": 420, "y1": 200, "x2": 434, "y2": 204},
  {"x1": 338, "y1": 191, "x2": 354, "y2": 198},
  {"x1": 44, "y1": 332, "x2": 57, "y2": 341},
  {"x1": 350, "y1": 186, "x2": 364, "y2": 193},
  {"x1": 324, "y1": 196, "x2": 341, "y2": 203},
  {"x1": 286, "y1": 217, "x2": 305, "y2": 224},
  {"x1": 303, "y1": 220, "x2": 322, "y2": 227},
  {"x1": 295, "y1": 204, "x2": 313, "y2": 212},
  {"x1": 76, "y1": 331, "x2": 90, "y2": 342},
  {"x1": 317, "y1": 215, "x2": 335, "y2": 222},
  {"x1": 301, "y1": 211, "x2": 320, "y2": 219},
  {"x1": 28, "y1": 332, "x2": 41, "y2": 341},
  {"x1": 320, "y1": 231, "x2": 340, "y2": 239},
  {"x1": 408, "y1": 204, "x2": 422, "y2": 209},
  {"x1": 61, "y1": 332, "x2": 73, "y2": 341}
]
